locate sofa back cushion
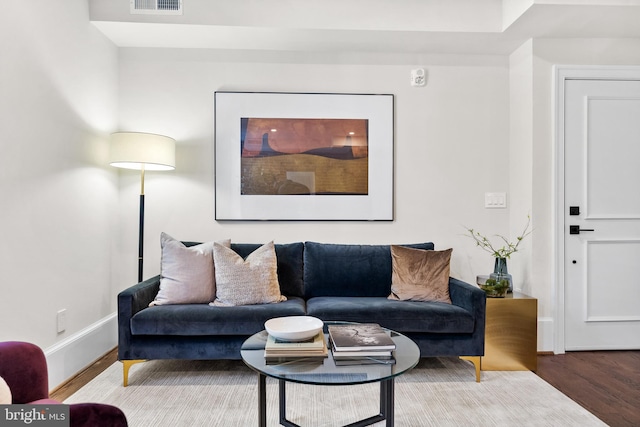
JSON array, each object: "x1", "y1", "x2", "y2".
[{"x1": 303, "y1": 242, "x2": 435, "y2": 298}]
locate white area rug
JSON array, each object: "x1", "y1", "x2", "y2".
[{"x1": 66, "y1": 357, "x2": 606, "y2": 426}]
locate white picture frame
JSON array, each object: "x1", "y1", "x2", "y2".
[{"x1": 214, "y1": 92, "x2": 394, "y2": 220}]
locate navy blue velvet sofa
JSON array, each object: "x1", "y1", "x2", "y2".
[{"x1": 118, "y1": 241, "x2": 486, "y2": 385}]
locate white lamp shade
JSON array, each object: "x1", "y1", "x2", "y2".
[{"x1": 109, "y1": 132, "x2": 176, "y2": 171}]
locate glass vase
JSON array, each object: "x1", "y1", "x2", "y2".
[{"x1": 490, "y1": 257, "x2": 513, "y2": 292}]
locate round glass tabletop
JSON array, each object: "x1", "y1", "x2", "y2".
[{"x1": 241, "y1": 321, "x2": 420, "y2": 386}]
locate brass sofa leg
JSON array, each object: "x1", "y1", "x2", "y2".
[
  {"x1": 121, "y1": 359, "x2": 146, "y2": 387},
  {"x1": 460, "y1": 356, "x2": 481, "y2": 382}
]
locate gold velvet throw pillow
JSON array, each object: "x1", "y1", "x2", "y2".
[{"x1": 388, "y1": 245, "x2": 452, "y2": 304}]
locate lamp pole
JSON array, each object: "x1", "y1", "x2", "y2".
[{"x1": 138, "y1": 165, "x2": 145, "y2": 283}]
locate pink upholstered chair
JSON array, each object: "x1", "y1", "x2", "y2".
[{"x1": 0, "y1": 341, "x2": 127, "y2": 427}]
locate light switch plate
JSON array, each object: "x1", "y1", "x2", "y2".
[
  {"x1": 485, "y1": 192, "x2": 507, "y2": 208},
  {"x1": 57, "y1": 309, "x2": 67, "y2": 333}
]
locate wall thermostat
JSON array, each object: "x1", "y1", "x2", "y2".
[{"x1": 410, "y1": 68, "x2": 426, "y2": 87}]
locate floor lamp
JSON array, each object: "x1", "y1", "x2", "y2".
[{"x1": 109, "y1": 132, "x2": 176, "y2": 283}]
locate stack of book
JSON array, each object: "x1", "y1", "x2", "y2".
[
  {"x1": 328, "y1": 323, "x2": 396, "y2": 365},
  {"x1": 263, "y1": 332, "x2": 328, "y2": 363}
]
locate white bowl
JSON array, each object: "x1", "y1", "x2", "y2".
[{"x1": 264, "y1": 316, "x2": 323, "y2": 342}]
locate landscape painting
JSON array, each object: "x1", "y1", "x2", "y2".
[{"x1": 240, "y1": 118, "x2": 369, "y2": 196}]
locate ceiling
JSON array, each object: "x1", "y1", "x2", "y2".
[{"x1": 89, "y1": 1, "x2": 640, "y2": 55}]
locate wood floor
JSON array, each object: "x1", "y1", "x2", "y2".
[
  {"x1": 536, "y1": 351, "x2": 640, "y2": 427},
  {"x1": 52, "y1": 349, "x2": 639, "y2": 427}
]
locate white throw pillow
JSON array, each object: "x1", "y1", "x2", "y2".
[
  {"x1": 0, "y1": 376, "x2": 11, "y2": 404},
  {"x1": 211, "y1": 241, "x2": 287, "y2": 307},
  {"x1": 149, "y1": 233, "x2": 230, "y2": 306}
]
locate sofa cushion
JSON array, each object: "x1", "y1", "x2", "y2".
[
  {"x1": 231, "y1": 242, "x2": 304, "y2": 298},
  {"x1": 306, "y1": 296, "x2": 474, "y2": 334},
  {"x1": 131, "y1": 297, "x2": 306, "y2": 336},
  {"x1": 211, "y1": 241, "x2": 287, "y2": 307},
  {"x1": 388, "y1": 246, "x2": 452, "y2": 304},
  {"x1": 303, "y1": 242, "x2": 435, "y2": 298},
  {"x1": 150, "y1": 233, "x2": 230, "y2": 306}
]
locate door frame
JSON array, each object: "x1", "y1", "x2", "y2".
[{"x1": 553, "y1": 65, "x2": 640, "y2": 354}]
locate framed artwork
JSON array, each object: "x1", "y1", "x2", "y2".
[{"x1": 214, "y1": 92, "x2": 394, "y2": 220}]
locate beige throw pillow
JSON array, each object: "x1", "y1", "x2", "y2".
[
  {"x1": 211, "y1": 241, "x2": 287, "y2": 307},
  {"x1": 388, "y1": 245, "x2": 452, "y2": 304},
  {"x1": 0, "y1": 376, "x2": 11, "y2": 404},
  {"x1": 150, "y1": 233, "x2": 231, "y2": 306}
]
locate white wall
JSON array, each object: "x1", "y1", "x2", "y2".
[
  {"x1": 114, "y1": 49, "x2": 512, "y2": 293},
  {"x1": 508, "y1": 41, "x2": 535, "y2": 295},
  {"x1": 0, "y1": 1, "x2": 118, "y2": 382},
  {"x1": 503, "y1": 0, "x2": 534, "y2": 29}
]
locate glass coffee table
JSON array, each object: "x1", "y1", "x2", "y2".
[{"x1": 241, "y1": 322, "x2": 420, "y2": 427}]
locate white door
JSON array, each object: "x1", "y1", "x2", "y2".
[{"x1": 564, "y1": 78, "x2": 640, "y2": 350}]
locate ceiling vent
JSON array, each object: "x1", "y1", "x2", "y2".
[{"x1": 131, "y1": 0, "x2": 183, "y2": 15}]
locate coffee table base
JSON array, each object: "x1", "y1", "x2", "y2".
[{"x1": 257, "y1": 373, "x2": 394, "y2": 427}]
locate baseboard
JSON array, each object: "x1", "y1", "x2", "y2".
[
  {"x1": 537, "y1": 317, "x2": 554, "y2": 353},
  {"x1": 44, "y1": 312, "x2": 118, "y2": 390}
]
